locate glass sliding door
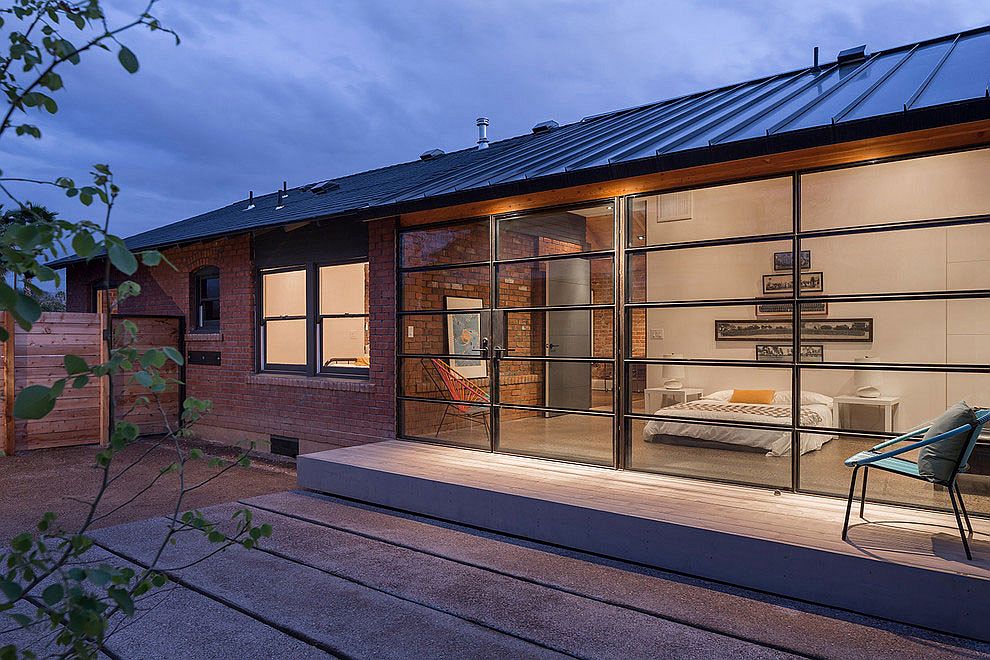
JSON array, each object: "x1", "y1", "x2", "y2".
[
  {"x1": 492, "y1": 202, "x2": 617, "y2": 465},
  {"x1": 397, "y1": 219, "x2": 494, "y2": 449},
  {"x1": 397, "y1": 202, "x2": 619, "y2": 467},
  {"x1": 797, "y1": 148, "x2": 990, "y2": 514},
  {"x1": 624, "y1": 177, "x2": 797, "y2": 489}
]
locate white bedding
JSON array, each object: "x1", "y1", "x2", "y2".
[{"x1": 643, "y1": 399, "x2": 835, "y2": 456}]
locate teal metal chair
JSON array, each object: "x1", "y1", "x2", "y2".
[{"x1": 842, "y1": 407, "x2": 990, "y2": 560}]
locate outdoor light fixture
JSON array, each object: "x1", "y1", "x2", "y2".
[
  {"x1": 662, "y1": 354, "x2": 685, "y2": 390},
  {"x1": 854, "y1": 356, "x2": 883, "y2": 398}
]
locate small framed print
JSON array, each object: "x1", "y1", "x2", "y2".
[
  {"x1": 762, "y1": 271, "x2": 823, "y2": 295},
  {"x1": 756, "y1": 344, "x2": 824, "y2": 363},
  {"x1": 773, "y1": 250, "x2": 811, "y2": 272},
  {"x1": 755, "y1": 302, "x2": 828, "y2": 317}
]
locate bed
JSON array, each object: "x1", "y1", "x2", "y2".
[{"x1": 642, "y1": 390, "x2": 836, "y2": 456}]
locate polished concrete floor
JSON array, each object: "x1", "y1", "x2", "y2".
[{"x1": 424, "y1": 398, "x2": 990, "y2": 516}]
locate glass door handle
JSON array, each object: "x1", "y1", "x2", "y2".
[
  {"x1": 492, "y1": 345, "x2": 514, "y2": 360},
  {"x1": 546, "y1": 343, "x2": 559, "y2": 351},
  {"x1": 472, "y1": 337, "x2": 490, "y2": 359}
]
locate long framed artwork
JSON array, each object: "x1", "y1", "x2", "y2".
[
  {"x1": 755, "y1": 344, "x2": 824, "y2": 363},
  {"x1": 755, "y1": 301, "x2": 828, "y2": 317},
  {"x1": 445, "y1": 296, "x2": 486, "y2": 378},
  {"x1": 762, "y1": 271, "x2": 824, "y2": 295},
  {"x1": 715, "y1": 318, "x2": 873, "y2": 343},
  {"x1": 773, "y1": 250, "x2": 811, "y2": 272}
]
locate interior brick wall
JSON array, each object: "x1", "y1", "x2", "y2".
[{"x1": 64, "y1": 220, "x2": 397, "y2": 454}]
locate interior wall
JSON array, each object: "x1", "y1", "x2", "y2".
[{"x1": 640, "y1": 151, "x2": 990, "y2": 430}]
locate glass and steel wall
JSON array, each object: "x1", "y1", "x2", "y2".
[{"x1": 396, "y1": 146, "x2": 990, "y2": 515}]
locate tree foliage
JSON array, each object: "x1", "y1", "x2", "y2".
[{"x1": 0, "y1": 3, "x2": 271, "y2": 657}]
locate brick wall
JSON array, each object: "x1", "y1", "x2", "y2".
[{"x1": 65, "y1": 220, "x2": 397, "y2": 454}]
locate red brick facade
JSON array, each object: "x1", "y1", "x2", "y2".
[{"x1": 65, "y1": 219, "x2": 397, "y2": 454}]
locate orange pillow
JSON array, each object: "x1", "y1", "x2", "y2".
[{"x1": 729, "y1": 389, "x2": 775, "y2": 405}]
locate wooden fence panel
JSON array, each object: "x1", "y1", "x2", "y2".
[
  {"x1": 10, "y1": 311, "x2": 103, "y2": 450},
  {"x1": 0, "y1": 312, "x2": 184, "y2": 453}
]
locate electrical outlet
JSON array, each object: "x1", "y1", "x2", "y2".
[
  {"x1": 651, "y1": 328, "x2": 664, "y2": 340},
  {"x1": 407, "y1": 325, "x2": 414, "y2": 338}
]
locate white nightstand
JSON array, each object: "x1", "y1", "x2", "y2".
[
  {"x1": 834, "y1": 395, "x2": 901, "y2": 433},
  {"x1": 645, "y1": 387, "x2": 703, "y2": 413}
]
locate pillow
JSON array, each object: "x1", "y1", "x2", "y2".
[
  {"x1": 705, "y1": 390, "x2": 733, "y2": 402},
  {"x1": 773, "y1": 391, "x2": 834, "y2": 406},
  {"x1": 918, "y1": 401, "x2": 978, "y2": 484},
  {"x1": 729, "y1": 389, "x2": 775, "y2": 405}
]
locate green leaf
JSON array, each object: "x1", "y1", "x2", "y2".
[
  {"x1": 108, "y1": 587, "x2": 135, "y2": 616},
  {"x1": 71, "y1": 230, "x2": 96, "y2": 258},
  {"x1": 10, "y1": 533, "x2": 31, "y2": 553},
  {"x1": 0, "y1": 580, "x2": 22, "y2": 602},
  {"x1": 140, "y1": 349, "x2": 165, "y2": 369},
  {"x1": 0, "y1": 281, "x2": 16, "y2": 311},
  {"x1": 87, "y1": 568, "x2": 110, "y2": 587},
  {"x1": 64, "y1": 354, "x2": 88, "y2": 375},
  {"x1": 108, "y1": 242, "x2": 138, "y2": 275},
  {"x1": 117, "y1": 46, "x2": 139, "y2": 73},
  {"x1": 72, "y1": 375, "x2": 89, "y2": 389},
  {"x1": 13, "y1": 385, "x2": 55, "y2": 419},
  {"x1": 162, "y1": 346, "x2": 184, "y2": 365},
  {"x1": 134, "y1": 371, "x2": 153, "y2": 388},
  {"x1": 41, "y1": 583, "x2": 63, "y2": 606},
  {"x1": 140, "y1": 250, "x2": 162, "y2": 266},
  {"x1": 14, "y1": 293, "x2": 41, "y2": 330}
]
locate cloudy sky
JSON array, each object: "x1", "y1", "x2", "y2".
[{"x1": 2, "y1": 0, "x2": 989, "y2": 240}]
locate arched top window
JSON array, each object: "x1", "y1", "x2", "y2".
[{"x1": 192, "y1": 266, "x2": 220, "y2": 332}]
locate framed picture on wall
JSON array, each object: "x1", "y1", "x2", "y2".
[
  {"x1": 773, "y1": 250, "x2": 811, "y2": 272},
  {"x1": 801, "y1": 318, "x2": 873, "y2": 343},
  {"x1": 762, "y1": 271, "x2": 824, "y2": 295},
  {"x1": 755, "y1": 344, "x2": 824, "y2": 362},
  {"x1": 445, "y1": 296, "x2": 487, "y2": 378},
  {"x1": 716, "y1": 318, "x2": 873, "y2": 343},
  {"x1": 755, "y1": 302, "x2": 828, "y2": 317}
]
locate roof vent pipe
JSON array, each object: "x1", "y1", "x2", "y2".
[
  {"x1": 244, "y1": 191, "x2": 255, "y2": 211},
  {"x1": 476, "y1": 117, "x2": 490, "y2": 149},
  {"x1": 813, "y1": 46, "x2": 819, "y2": 70},
  {"x1": 282, "y1": 180, "x2": 288, "y2": 197}
]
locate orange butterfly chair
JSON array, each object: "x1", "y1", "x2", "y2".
[{"x1": 426, "y1": 358, "x2": 490, "y2": 438}]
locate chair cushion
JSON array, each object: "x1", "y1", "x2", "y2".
[{"x1": 917, "y1": 401, "x2": 978, "y2": 483}]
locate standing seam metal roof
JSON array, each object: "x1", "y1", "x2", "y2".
[{"x1": 52, "y1": 25, "x2": 990, "y2": 266}]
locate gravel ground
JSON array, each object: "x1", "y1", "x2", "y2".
[{"x1": 0, "y1": 437, "x2": 296, "y2": 545}]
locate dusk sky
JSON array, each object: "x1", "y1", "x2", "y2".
[{"x1": 3, "y1": 0, "x2": 989, "y2": 242}]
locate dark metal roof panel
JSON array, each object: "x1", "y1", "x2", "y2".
[
  {"x1": 912, "y1": 31, "x2": 990, "y2": 108},
  {"x1": 51, "y1": 26, "x2": 990, "y2": 268}
]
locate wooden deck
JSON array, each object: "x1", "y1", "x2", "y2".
[{"x1": 298, "y1": 439, "x2": 990, "y2": 641}]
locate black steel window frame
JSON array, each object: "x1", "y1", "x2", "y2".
[
  {"x1": 317, "y1": 260, "x2": 371, "y2": 378},
  {"x1": 395, "y1": 143, "x2": 990, "y2": 512},
  {"x1": 396, "y1": 201, "x2": 620, "y2": 466},
  {"x1": 258, "y1": 265, "x2": 308, "y2": 374},
  {"x1": 257, "y1": 262, "x2": 370, "y2": 379},
  {"x1": 624, "y1": 144, "x2": 990, "y2": 504},
  {"x1": 191, "y1": 265, "x2": 220, "y2": 333}
]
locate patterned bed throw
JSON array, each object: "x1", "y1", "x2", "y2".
[{"x1": 661, "y1": 401, "x2": 824, "y2": 426}]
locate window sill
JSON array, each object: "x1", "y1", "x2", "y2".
[
  {"x1": 186, "y1": 332, "x2": 223, "y2": 342},
  {"x1": 248, "y1": 372, "x2": 373, "y2": 392}
]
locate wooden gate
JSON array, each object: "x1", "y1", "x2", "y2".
[
  {"x1": 0, "y1": 311, "x2": 184, "y2": 454},
  {"x1": 111, "y1": 315, "x2": 184, "y2": 437}
]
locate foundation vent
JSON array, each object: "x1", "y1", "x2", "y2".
[{"x1": 270, "y1": 435, "x2": 299, "y2": 458}]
